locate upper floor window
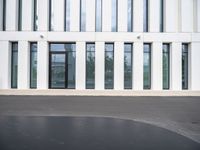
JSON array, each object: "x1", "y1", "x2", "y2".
[
  {"x1": 163, "y1": 43, "x2": 170, "y2": 89},
  {"x1": 18, "y1": 0, "x2": 22, "y2": 31},
  {"x1": 1, "y1": 0, "x2": 6, "y2": 31},
  {"x1": 95, "y1": 0, "x2": 102, "y2": 32},
  {"x1": 127, "y1": 0, "x2": 133, "y2": 32},
  {"x1": 33, "y1": 0, "x2": 38, "y2": 31},
  {"x1": 30, "y1": 43, "x2": 38, "y2": 88},
  {"x1": 143, "y1": 0, "x2": 148, "y2": 32},
  {"x1": 111, "y1": 0, "x2": 118, "y2": 32},
  {"x1": 160, "y1": 0, "x2": 164, "y2": 32},
  {"x1": 80, "y1": 0, "x2": 86, "y2": 32},
  {"x1": 143, "y1": 43, "x2": 151, "y2": 89},
  {"x1": 182, "y1": 44, "x2": 189, "y2": 90},
  {"x1": 11, "y1": 42, "x2": 18, "y2": 89},
  {"x1": 49, "y1": 0, "x2": 54, "y2": 31},
  {"x1": 64, "y1": 0, "x2": 70, "y2": 31}
]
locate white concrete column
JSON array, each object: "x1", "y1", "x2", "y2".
[
  {"x1": 6, "y1": 0, "x2": 18, "y2": 31},
  {"x1": 118, "y1": 0, "x2": 127, "y2": 32},
  {"x1": 133, "y1": 42, "x2": 143, "y2": 90},
  {"x1": 37, "y1": 41, "x2": 48, "y2": 89},
  {"x1": 53, "y1": 0, "x2": 64, "y2": 31},
  {"x1": 76, "y1": 42, "x2": 86, "y2": 90},
  {"x1": 190, "y1": 42, "x2": 200, "y2": 90},
  {"x1": 70, "y1": 0, "x2": 80, "y2": 32},
  {"x1": 95, "y1": 42, "x2": 105, "y2": 90},
  {"x1": 133, "y1": 0, "x2": 143, "y2": 32},
  {"x1": 86, "y1": 0, "x2": 95, "y2": 32},
  {"x1": 102, "y1": 0, "x2": 112, "y2": 32},
  {"x1": 171, "y1": 42, "x2": 182, "y2": 90},
  {"x1": 151, "y1": 42, "x2": 162, "y2": 90},
  {"x1": 149, "y1": 0, "x2": 160, "y2": 32},
  {"x1": 165, "y1": 0, "x2": 179, "y2": 32},
  {"x1": 114, "y1": 42, "x2": 124, "y2": 90},
  {"x1": 0, "y1": 0, "x2": 3, "y2": 31},
  {"x1": 38, "y1": 0, "x2": 49, "y2": 31},
  {"x1": 0, "y1": 41, "x2": 11, "y2": 89},
  {"x1": 181, "y1": 0, "x2": 193, "y2": 32},
  {"x1": 18, "y1": 41, "x2": 30, "y2": 89},
  {"x1": 22, "y1": 0, "x2": 32, "y2": 31}
]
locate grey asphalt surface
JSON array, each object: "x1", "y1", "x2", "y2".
[{"x1": 0, "y1": 96, "x2": 200, "y2": 143}]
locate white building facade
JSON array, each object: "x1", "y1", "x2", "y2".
[{"x1": 0, "y1": 0, "x2": 200, "y2": 91}]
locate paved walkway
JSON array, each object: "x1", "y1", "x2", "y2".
[{"x1": 0, "y1": 96, "x2": 200, "y2": 143}]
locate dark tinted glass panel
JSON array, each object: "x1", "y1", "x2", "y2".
[
  {"x1": 80, "y1": 0, "x2": 86, "y2": 32},
  {"x1": 182, "y1": 44, "x2": 188, "y2": 90},
  {"x1": 105, "y1": 43, "x2": 114, "y2": 89},
  {"x1": 124, "y1": 44, "x2": 133, "y2": 89},
  {"x1": 64, "y1": 0, "x2": 70, "y2": 31},
  {"x1": 67, "y1": 46, "x2": 76, "y2": 89},
  {"x1": 33, "y1": 0, "x2": 38, "y2": 31},
  {"x1": 18, "y1": 0, "x2": 22, "y2": 31},
  {"x1": 2, "y1": 0, "x2": 6, "y2": 31},
  {"x1": 143, "y1": 0, "x2": 148, "y2": 32},
  {"x1": 30, "y1": 43, "x2": 37, "y2": 88},
  {"x1": 163, "y1": 44, "x2": 170, "y2": 89},
  {"x1": 127, "y1": 0, "x2": 133, "y2": 32},
  {"x1": 143, "y1": 44, "x2": 151, "y2": 89},
  {"x1": 49, "y1": 43, "x2": 76, "y2": 89},
  {"x1": 86, "y1": 43, "x2": 95, "y2": 89},
  {"x1": 49, "y1": 0, "x2": 54, "y2": 31},
  {"x1": 96, "y1": 0, "x2": 102, "y2": 32},
  {"x1": 111, "y1": 0, "x2": 118, "y2": 32},
  {"x1": 11, "y1": 43, "x2": 18, "y2": 88},
  {"x1": 160, "y1": 0, "x2": 164, "y2": 32},
  {"x1": 50, "y1": 54, "x2": 66, "y2": 88}
]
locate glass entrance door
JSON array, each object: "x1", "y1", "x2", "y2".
[{"x1": 50, "y1": 53, "x2": 66, "y2": 88}]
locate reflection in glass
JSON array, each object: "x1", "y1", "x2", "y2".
[
  {"x1": 49, "y1": 43, "x2": 76, "y2": 89},
  {"x1": 163, "y1": 44, "x2": 170, "y2": 89},
  {"x1": 49, "y1": 0, "x2": 54, "y2": 31},
  {"x1": 64, "y1": 0, "x2": 70, "y2": 31},
  {"x1": 182, "y1": 44, "x2": 188, "y2": 90},
  {"x1": 86, "y1": 43, "x2": 95, "y2": 89},
  {"x1": 105, "y1": 43, "x2": 114, "y2": 89},
  {"x1": 111, "y1": 0, "x2": 117, "y2": 32},
  {"x1": 30, "y1": 43, "x2": 37, "y2": 88},
  {"x1": 80, "y1": 0, "x2": 86, "y2": 32},
  {"x1": 18, "y1": 0, "x2": 22, "y2": 31},
  {"x1": 96, "y1": 0, "x2": 102, "y2": 32},
  {"x1": 11, "y1": 43, "x2": 18, "y2": 88},
  {"x1": 33, "y1": 0, "x2": 38, "y2": 31},
  {"x1": 143, "y1": 44, "x2": 151, "y2": 89},
  {"x1": 124, "y1": 44, "x2": 133, "y2": 89},
  {"x1": 143, "y1": 0, "x2": 148, "y2": 32},
  {"x1": 127, "y1": 0, "x2": 133, "y2": 32},
  {"x1": 51, "y1": 54, "x2": 66, "y2": 88},
  {"x1": 160, "y1": 0, "x2": 164, "y2": 32},
  {"x1": 2, "y1": 0, "x2": 6, "y2": 31}
]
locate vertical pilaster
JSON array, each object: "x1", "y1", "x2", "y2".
[
  {"x1": 76, "y1": 42, "x2": 86, "y2": 90},
  {"x1": 38, "y1": 0, "x2": 49, "y2": 31},
  {"x1": 22, "y1": 0, "x2": 32, "y2": 31},
  {"x1": 118, "y1": 0, "x2": 127, "y2": 32},
  {"x1": 86, "y1": 0, "x2": 95, "y2": 32},
  {"x1": 70, "y1": 0, "x2": 80, "y2": 31},
  {"x1": 134, "y1": 0, "x2": 143, "y2": 32},
  {"x1": 102, "y1": 0, "x2": 112, "y2": 32},
  {"x1": 149, "y1": 0, "x2": 160, "y2": 32}
]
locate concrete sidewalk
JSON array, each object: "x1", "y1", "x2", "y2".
[
  {"x1": 0, "y1": 89, "x2": 200, "y2": 96},
  {"x1": 0, "y1": 96, "x2": 200, "y2": 144}
]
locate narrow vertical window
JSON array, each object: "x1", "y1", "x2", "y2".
[
  {"x1": 33, "y1": 0, "x2": 38, "y2": 31},
  {"x1": 124, "y1": 43, "x2": 133, "y2": 89},
  {"x1": 143, "y1": 43, "x2": 151, "y2": 89},
  {"x1": 127, "y1": 0, "x2": 133, "y2": 32},
  {"x1": 86, "y1": 43, "x2": 95, "y2": 89},
  {"x1": 105, "y1": 43, "x2": 114, "y2": 89},
  {"x1": 95, "y1": 0, "x2": 102, "y2": 32},
  {"x1": 11, "y1": 42, "x2": 18, "y2": 88},
  {"x1": 143, "y1": 0, "x2": 148, "y2": 32},
  {"x1": 160, "y1": 0, "x2": 164, "y2": 32},
  {"x1": 2, "y1": 0, "x2": 6, "y2": 31},
  {"x1": 49, "y1": 0, "x2": 54, "y2": 31},
  {"x1": 182, "y1": 44, "x2": 189, "y2": 90},
  {"x1": 30, "y1": 43, "x2": 37, "y2": 88},
  {"x1": 111, "y1": 0, "x2": 118, "y2": 32},
  {"x1": 64, "y1": 0, "x2": 70, "y2": 31},
  {"x1": 163, "y1": 44, "x2": 170, "y2": 89},
  {"x1": 18, "y1": 0, "x2": 22, "y2": 31},
  {"x1": 80, "y1": 0, "x2": 86, "y2": 32}
]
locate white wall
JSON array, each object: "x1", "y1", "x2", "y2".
[{"x1": 22, "y1": 0, "x2": 32, "y2": 31}]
